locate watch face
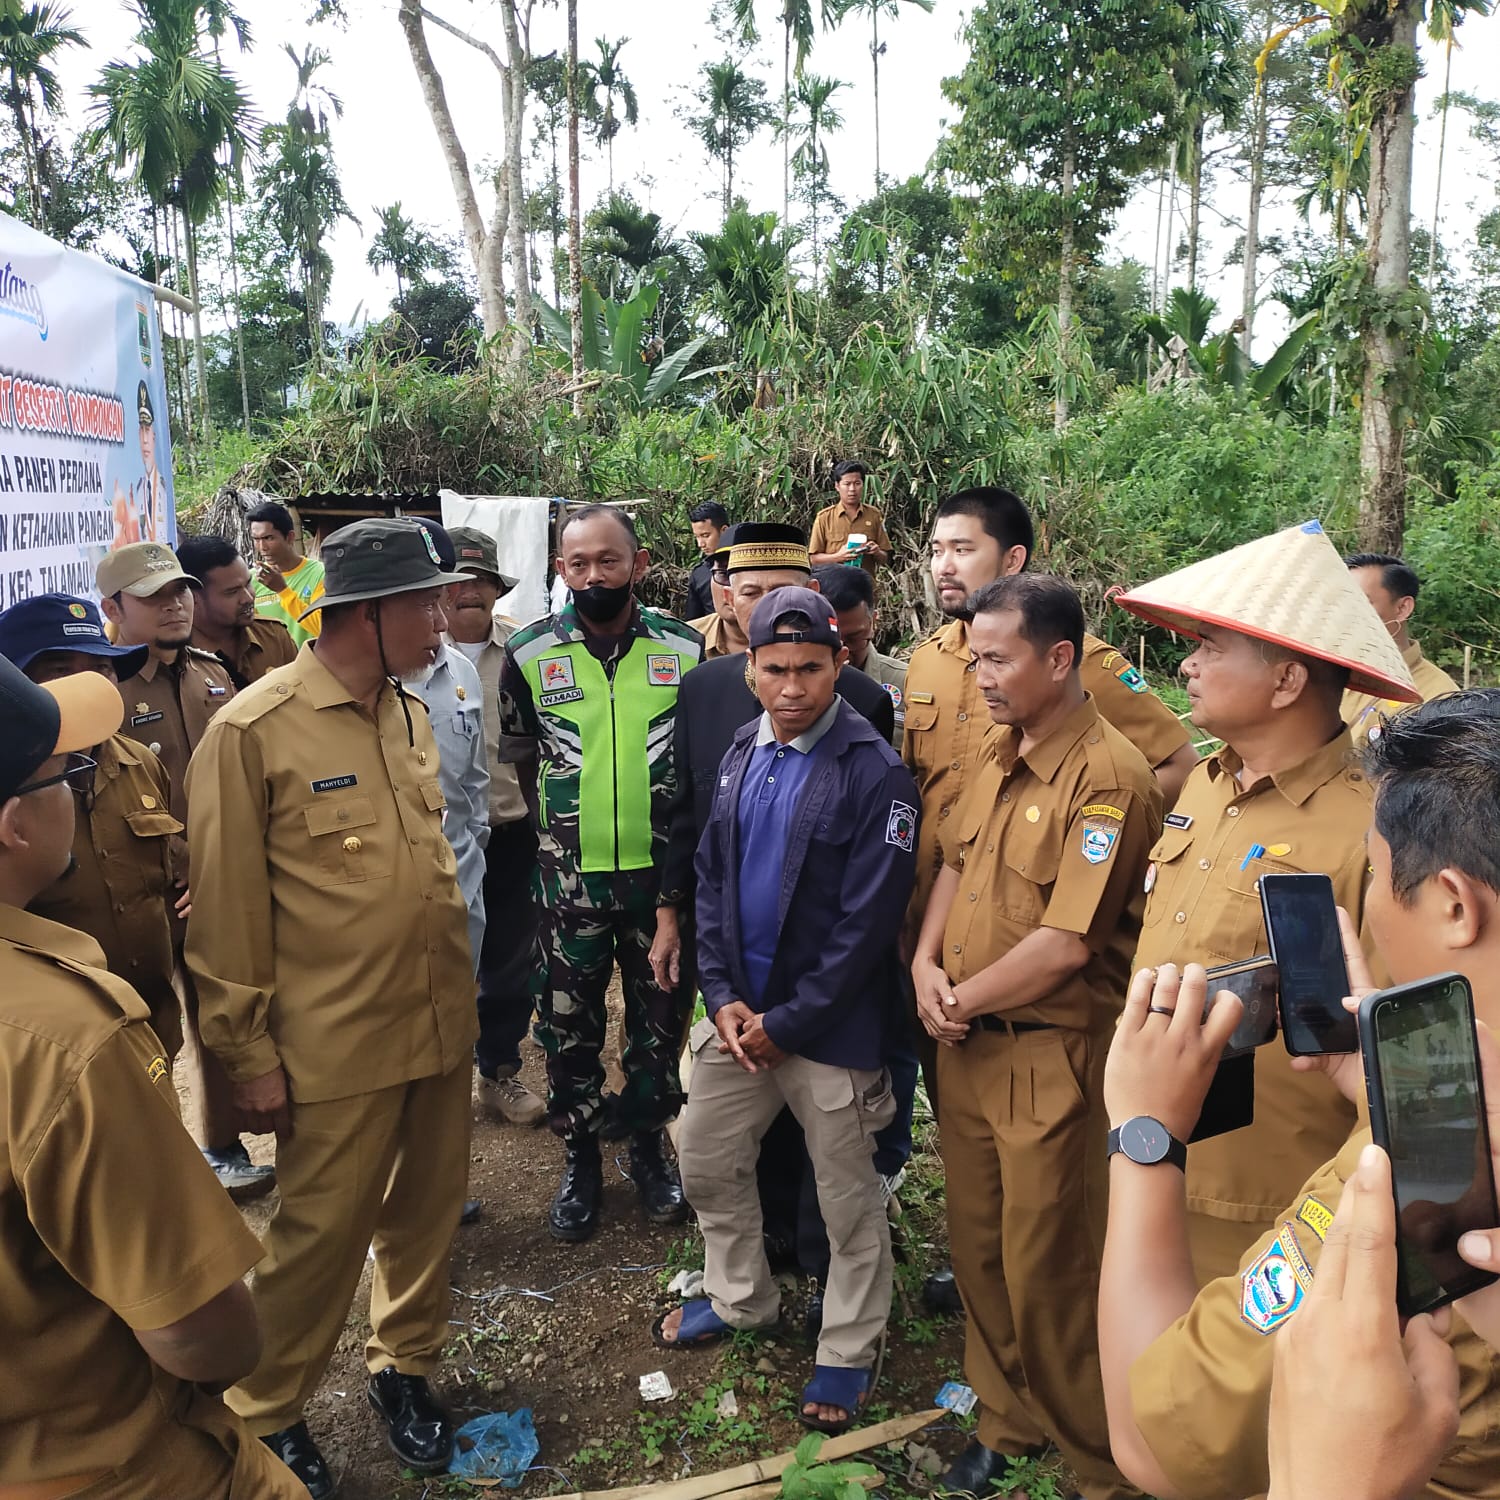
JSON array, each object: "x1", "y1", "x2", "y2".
[{"x1": 1121, "y1": 1116, "x2": 1171, "y2": 1165}]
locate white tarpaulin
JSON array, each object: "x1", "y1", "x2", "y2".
[
  {"x1": 440, "y1": 491, "x2": 556, "y2": 627},
  {"x1": 0, "y1": 212, "x2": 176, "y2": 607}
]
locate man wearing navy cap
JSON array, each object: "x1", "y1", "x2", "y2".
[
  {"x1": 660, "y1": 588, "x2": 918, "y2": 1438},
  {"x1": 0, "y1": 593, "x2": 183, "y2": 1060}
]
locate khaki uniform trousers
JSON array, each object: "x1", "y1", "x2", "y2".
[
  {"x1": 227, "y1": 1061, "x2": 471, "y2": 1434},
  {"x1": 938, "y1": 1025, "x2": 1136, "y2": 1500},
  {"x1": 678, "y1": 1026, "x2": 896, "y2": 1368}
]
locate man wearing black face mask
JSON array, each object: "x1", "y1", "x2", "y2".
[{"x1": 498, "y1": 506, "x2": 705, "y2": 1241}]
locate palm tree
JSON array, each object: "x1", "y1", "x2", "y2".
[
  {"x1": 833, "y1": 0, "x2": 932, "y2": 200},
  {"x1": 579, "y1": 35, "x2": 637, "y2": 193},
  {"x1": 691, "y1": 58, "x2": 775, "y2": 223},
  {"x1": 527, "y1": 53, "x2": 569, "y2": 304},
  {"x1": 731, "y1": 0, "x2": 841, "y2": 230},
  {"x1": 583, "y1": 193, "x2": 681, "y2": 299},
  {"x1": 0, "y1": 3, "x2": 85, "y2": 229},
  {"x1": 787, "y1": 72, "x2": 846, "y2": 286},
  {"x1": 367, "y1": 200, "x2": 440, "y2": 311}
]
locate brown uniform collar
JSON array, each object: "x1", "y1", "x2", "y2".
[
  {"x1": 935, "y1": 617, "x2": 970, "y2": 658},
  {"x1": 132, "y1": 651, "x2": 185, "y2": 684},
  {"x1": 93, "y1": 732, "x2": 143, "y2": 782},
  {"x1": 0, "y1": 902, "x2": 106, "y2": 964},
  {"x1": 298, "y1": 641, "x2": 407, "y2": 713},
  {"x1": 992, "y1": 693, "x2": 1101, "y2": 783},
  {"x1": 1208, "y1": 727, "x2": 1357, "y2": 809}
]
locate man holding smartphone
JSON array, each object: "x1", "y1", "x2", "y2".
[
  {"x1": 1113, "y1": 520, "x2": 1418, "y2": 1284},
  {"x1": 1094, "y1": 689, "x2": 1500, "y2": 1500}
]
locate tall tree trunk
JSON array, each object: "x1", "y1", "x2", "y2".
[
  {"x1": 1240, "y1": 54, "x2": 1269, "y2": 356},
  {"x1": 8, "y1": 75, "x2": 38, "y2": 226},
  {"x1": 810, "y1": 126, "x2": 820, "y2": 290},
  {"x1": 1358, "y1": 3, "x2": 1419, "y2": 552},
  {"x1": 1152, "y1": 163, "x2": 1168, "y2": 313},
  {"x1": 1187, "y1": 117, "x2": 1204, "y2": 291},
  {"x1": 184, "y1": 215, "x2": 209, "y2": 436},
  {"x1": 397, "y1": 0, "x2": 509, "y2": 339},
  {"x1": 1055, "y1": 147, "x2": 1075, "y2": 432},
  {"x1": 725, "y1": 126, "x2": 734, "y2": 223},
  {"x1": 499, "y1": 0, "x2": 535, "y2": 358},
  {"x1": 551, "y1": 120, "x2": 563, "y2": 305},
  {"x1": 1428, "y1": 37, "x2": 1453, "y2": 287},
  {"x1": 221, "y1": 192, "x2": 252, "y2": 434},
  {"x1": 871, "y1": 8, "x2": 882, "y2": 198},
  {"x1": 567, "y1": 0, "x2": 585, "y2": 410},
  {"x1": 166, "y1": 209, "x2": 193, "y2": 446},
  {"x1": 782, "y1": 24, "x2": 791, "y2": 231}
]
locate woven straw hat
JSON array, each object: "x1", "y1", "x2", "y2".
[{"x1": 1114, "y1": 519, "x2": 1419, "y2": 702}]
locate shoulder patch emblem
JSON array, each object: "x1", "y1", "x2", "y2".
[
  {"x1": 1114, "y1": 662, "x2": 1148, "y2": 694},
  {"x1": 886, "y1": 801, "x2": 917, "y2": 852},
  {"x1": 648, "y1": 654, "x2": 681, "y2": 686},
  {"x1": 1295, "y1": 1196, "x2": 1334, "y2": 1244},
  {"x1": 1082, "y1": 803, "x2": 1125, "y2": 821},
  {"x1": 881, "y1": 681, "x2": 903, "y2": 709},
  {"x1": 146, "y1": 1055, "x2": 167, "y2": 1084},
  {"x1": 539, "y1": 655, "x2": 575, "y2": 692},
  {"x1": 1081, "y1": 826, "x2": 1118, "y2": 865},
  {"x1": 1240, "y1": 1226, "x2": 1312, "y2": 1334},
  {"x1": 1101, "y1": 650, "x2": 1121, "y2": 670}
]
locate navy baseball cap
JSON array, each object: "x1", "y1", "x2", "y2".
[
  {"x1": 0, "y1": 594, "x2": 149, "y2": 679},
  {"x1": 747, "y1": 586, "x2": 843, "y2": 650},
  {"x1": 0, "y1": 653, "x2": 124, "y2": 801}
]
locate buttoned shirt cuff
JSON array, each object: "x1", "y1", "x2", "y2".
[{"x1": 214, "y1": 1032, "x2": 284, "y2": 1085}]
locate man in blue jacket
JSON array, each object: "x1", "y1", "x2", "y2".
[{"x1": 659, "y1": 588, "x2": 919, "y2": 1436}]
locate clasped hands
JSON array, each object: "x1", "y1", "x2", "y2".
[{"x1": 714, "y1": 1001, "x2": 787, "y2": 1074}]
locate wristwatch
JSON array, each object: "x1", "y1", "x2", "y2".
[{"x1": 1107, "y1": 1116, "x2": 1188, "y2": 1171}]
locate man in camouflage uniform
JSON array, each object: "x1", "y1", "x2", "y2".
[{"x1": 499, "y1": 506, "x2": 704, "y2": 1242}]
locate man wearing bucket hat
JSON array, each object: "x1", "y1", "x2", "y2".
[
  {"x1": 95, "y1": 540, "x2": 266, "y2": 1199},
  {"x1": 0, "y1": 655, "x2": 304, "y2": 1499},
  {"x1": 1109, "y1": 519, "x2": 1418, "y2": 1286},
  {"x1": 0, "y1": 593, "x2": 183, "y2": 1060},
  {"x1": 184, "y1": 517, "x2": 477, "y2": 1491},
  {"x1": 442, "y1": 525, "x2": 547, "y2": 1129}
]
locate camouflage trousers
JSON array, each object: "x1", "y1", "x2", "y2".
[{"x1": 537, "y1": 871, "x2": 689, "y2": 1140}]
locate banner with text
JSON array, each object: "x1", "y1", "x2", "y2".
[{"x1": 0, "y1": 211, "x2": 175, "y2": 609}]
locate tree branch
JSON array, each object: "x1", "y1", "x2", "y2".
[{"x1": 419, "y1": 4, "x2": 507, "y2": 77}]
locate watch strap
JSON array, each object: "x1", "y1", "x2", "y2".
[{"x1": 1107, "y1": 1120, "x2": 1188, "y2": 1171}]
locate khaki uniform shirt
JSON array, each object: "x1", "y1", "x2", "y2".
[
  {"x1": 808, "y1": 501, "x2": 893, "y2": 575},
  {"x1": 1134, "y1": 733, "x2": 1379, "y2": 1225},
  {"x1": 445, "y1": 621, "x2": 528, "y2": 827},
  {"x1": 0, "y1": 908, "x2": 263, "y2": 1483},
  {"x1": 1129, "y1": 1125, "x2": 1500, "y2": 1500},
  {"x1": 853, "y1": 648, "x2": 908, "y2": 754},
  {"x1": 27, "y1": 734, "x2": 182, "y2": 1058},
  {"x1": 119, "y1": 646, "x2": 236, "y2": 817},
  {"x1": 904, "y1": 621, "x2": 1190, "y2": 917},
  {"x1": 197, "y1": 616, "x2": 299, "y2": 690},
  {"x1": 1342, "y1": 638, "x2": 1461, "y2": 746},
  {"x1": 688, "y1": 611, "x2": 741, "y2": 661},
  {"x1": 184, "y1": 644, "x2": 477, "y2": 1103},
  {"x1": 939, "y1": 697, "x2": 1162, "y2": 1029}
]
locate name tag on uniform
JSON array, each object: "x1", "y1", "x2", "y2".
[
  {"x1": 1164, "y1": 812, "x2": 1193, "y2": 829},
  {"x1": 207, "y1": 684, "x2": 228, "y2": 697},
  {"x1": 909, "y1": 691, "x2": 934, "y2": 704},
  {"x1": 310, "y1": 773, "x2": 358, "y2": 794},
  {"x1": 130, "y1": 710, "x2": 164, "y2": 726}
]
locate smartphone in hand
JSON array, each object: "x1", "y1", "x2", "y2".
[
  {"x1": 1203, "y1": 955, "x2": 1280, "y2": 1057},
  {"x1": 1360, "y1": 973, "x2": 1500, "y2": 1317},
  {"x1": 1259, "y1": 872, "x2": 1356, "y2": 1055}
]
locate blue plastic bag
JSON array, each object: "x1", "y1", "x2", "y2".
[{"x1": 447, "y1": 1408, "x2": 540, "y2": 1485}]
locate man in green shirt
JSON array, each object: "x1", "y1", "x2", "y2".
[{"x1": 249, "y1": 501, "x2": 325, "y2": 647}]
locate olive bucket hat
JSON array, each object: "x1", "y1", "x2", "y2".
[{"x1": 300, "y1": 517, "x2": 473, "y2": 621}]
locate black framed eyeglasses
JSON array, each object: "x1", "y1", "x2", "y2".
[
  {"x1": 14, "y1": 752, "x2": 98, "y2": 810},
  {"x1": 711, "y1": 568, "x2": 730, "y2": 587}
]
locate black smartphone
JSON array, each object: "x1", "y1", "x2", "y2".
[
  {"x1": 1204, "y1": 956, "x2": 1280, "y2": 1058},
  {"x1": 1258, "y1": 872, "x2": 1356, "y2": 1055},
  {"x1": 1360, "y1": 973, "x2": 1500, "y2": 1317}
]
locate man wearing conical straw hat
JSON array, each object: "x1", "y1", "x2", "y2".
[{"x1": 1106, "y1": 519, "x2": 1418, "y2": 1286}]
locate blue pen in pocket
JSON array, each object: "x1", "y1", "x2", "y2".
[{"x1": 1239, "y1": 843, "x2": 1266, "y2": 872}]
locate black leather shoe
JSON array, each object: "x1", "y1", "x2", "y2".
[
  {"x1": 935, "y1": 1439, "x2": 1036, "y2": 1496},
  {"x1": 922, "y1": 1266, "x2": 964, "y2": 1315},
  {"x1": 550, "y1": 1134, "x2": 603, "y2": 1241},
  {"x1": 629, "y1": 1129, "x2": 689, "y2": 1224},
  {"x1": 367, "y1": 1367, "x2": 454, "y2": 1475},
  {"x1": 260, "y1": 1421, "x2": 336, "y2": 1498}
]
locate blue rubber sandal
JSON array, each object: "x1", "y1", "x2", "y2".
[
  {"x1": 651, "y1": 1297, "x2": 739, "y2": 1350},
  {"x1": 799, "y1": 1363, "x2": 874, "y2": 1435}
]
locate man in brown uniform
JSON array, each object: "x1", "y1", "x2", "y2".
[
  {"x1": 0, "y1": 592, "x2": 183, "y2": 1059},
  {"x1": 1098, "y1": 689, "x2": 1500, "y2": 1500},
  {"x1": 179, "y1": 533, "x2": 298, "y2": 689},
  {"x1": 0, "y1": 655, "x2": 303, "y2": 1500},
  {"x1": 1341, "y1": 552, "x2": 1460, "y2": 746},
  {"x1": 96, "y1": 539, "x2": 270, "y2": 1198},
  {"x1": 808, "y1": 461, "x2": 893, "y2": 573},
  {"x1": 913, "y1": 576, "x2": 1160, "y2": 1500},
  {"x1": 186, "y1": 518, "x2": 478, "y2": 1494},
  {"x1": 1114, "y1": 519, "x2": 1419, "y2": 1284}
]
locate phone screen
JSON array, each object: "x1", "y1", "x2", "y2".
[
  {"x1": 1368, "y1": 975, "x2": 1500, "y2": 1316},
  {"x1": 1203, "y1": 957, "x2": 1279, "y2": 1057},
  {"x1": 1260, "y1": 873, "x2": 1356, "y2": 1054}
]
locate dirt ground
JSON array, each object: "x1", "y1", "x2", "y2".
[{"x1": 185, "y1": 1005, "x2": 1076, "y2": 1500}]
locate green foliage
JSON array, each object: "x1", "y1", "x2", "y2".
[
  {"x1": 778, "y1": 1433, "x2": 877, "y2": 1500},
  {"x1": 1405, "y1": 473, "x2": 1500, "y2": 679}
]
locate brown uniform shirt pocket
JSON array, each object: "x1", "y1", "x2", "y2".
[
  {"x1": 124, "y1": 809, "x2": 184, "y2": 840},
  {"x1": 303, "y1": 796, "x2": 382, "y2": 884},
  {"x1": 420, "y1": 778, "x2": 447, "y2": 814}
]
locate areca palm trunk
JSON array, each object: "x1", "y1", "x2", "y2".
[
  {"x1": 871, "y1": 5, "x2": 882, "y2": 197},
  {"x1": 1056, "y1": 144, "x2": 1075, "y2": 432},
  {"x1": 567, "y1": 0, "x2": 584, "y2": 408},
  {"x1": 184, "y1": 213, "x2": 211, "y2": 435},
  {"x1": 1187, "y1": 117, "x2": 1204, "y2": 291},
  {"x1": 782, "y1": 23, "x2": 791, "y2": 230}
]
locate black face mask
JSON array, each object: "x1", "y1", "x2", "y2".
[{"x1": 572, "y1": 580, "x2": 634, "y2": 622}]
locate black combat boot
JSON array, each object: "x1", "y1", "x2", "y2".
[
  {"x1": 549, "y1": 1133, "x2": 603, "y2": 1241},
  {"x1": 629, "y1": 1128, "x2": 690, "y2": 1224}
]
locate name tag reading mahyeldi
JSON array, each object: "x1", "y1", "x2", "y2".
[{"x1": 310, "y1": 773, "x2": 358, "y2": 794}]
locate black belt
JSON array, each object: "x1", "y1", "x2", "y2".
[{"x1": 972, "y1": 1015, "x2": 1055, "y2": 1035}]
